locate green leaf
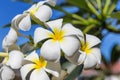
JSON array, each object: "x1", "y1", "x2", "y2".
[
  {"x1": 110, "y1": 12, "x2": 120, "y2": 20},
  {"x1": 111, "y1": 44, "x2": 120, "y2": 64},
  {"x1": 103, "y1": 0, "x2": 111, "y2": 15},
  {"x1": 21, "y1": 42, "x2": 34, "y2": 53},
  {"x1": 108, "y1": 0, "x2": 118, "y2": 14},
  {"x1": 86, "y1": 0, "x2": 101, "y2": 19},
  {"x1": 13, "y1": 0, "x2": 32, "y2": 3},
  {"x1": 106, "y1": 25, "x2": 120, "y2": 33},
  {"x1": 64, "y1": 64, "x2": 83, "y2": 80},
  {"x1": 97, "y1": 0, "x2": 102, "y2": 10},
  {"x1": 2, "y1": 23, "x2": 11, "y2": 28},
  {"x1": 67, "y1": 0, "x2": 89, "y2": 11}
]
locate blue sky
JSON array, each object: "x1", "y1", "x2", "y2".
[{"x1": 0, "y1": 0, "x2": 120, "y2": 62}]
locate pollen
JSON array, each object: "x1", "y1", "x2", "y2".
[
  {"x1": 81, "y1": 42, "x2": 92, "y2": 55},
  {"x1": 49, "y1": 28, "x2": 65, "y2": 42},
  {"x1": 30, "y1": 7, "x2": 39, "y2": 15},
  {"x1": 33, "y1": 57, "x2": 47, "y2": 69}
]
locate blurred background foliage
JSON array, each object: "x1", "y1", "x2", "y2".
[{"x1": 1, "y1": 0, "x2": 120, "y2": 80}]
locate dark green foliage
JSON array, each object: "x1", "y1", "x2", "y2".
[{"x1": 111, "y1": 44, "x2": 120, "y2": 64}]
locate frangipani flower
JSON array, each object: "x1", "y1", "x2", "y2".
[
  {"x1": 11, "y1": 13, "x2": 31, "y2": 31},
  {"x1": 0, "y1": 50, "x2": 24, "y2": 69},
  {"x1": 77, "y1": 34, "x2": 101, "y2": 69},
  {"x1": 0, "y1": 50, "x2": 24, "y2": 80},
  {"x1": 0, "y1": 65, "x2": 15, "y2": 80},
  {"x1": 12, "y1": 0, "x2": 56, "y2": 31},
  {"x1": 20, "y1": 51, "x2": 60, "y2": 80},
  {"x1": 34, "y1": 19, "x2": 83, "y2": 62},
  {"x1": 46, "y1": 0, "x2": 57, "y2": 6},
  {"x1": 2, "y1": 28, "x2": 17, "y2": 51}
]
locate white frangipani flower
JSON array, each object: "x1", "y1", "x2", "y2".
[
  {"x1": 34, "y1": 19, "x2": 83, "y2": 62},
  {"x1": 12, "y1": 0, "x2": 56, "y2": 31},
  {"x1": 0, "y1": 50, "x2": 24, "y2": 80},
  {"x1": 2, "y1": 28, "x2": 17, "y2": 51},
  {"x1": 77, "y1": 34, "x2": 101, "y2": 69},
  {"x1": 66, "y1": 34, "x2": 101, "y2": 69},
  {"x1": 20, "y1": 51, "x2": 61, "y2": 80},
  {"x1": 28, "y1": 0, "x2": 52, "y2": 22},
  {"x1": 0, "y1": 50, "x2": 24, "y2": 69},
  {"x1": 0, "y1": 65, "x2": 15, "y2": 80},
  {"x1": 12, "y1": 13, "x2": 31, "y2": 31},
  {"x1": 6, "y1": 50, "x2": 24, "y2": 69},
  {"x1": 46, "y1": 0, "x2": 58, "y2": 6}
]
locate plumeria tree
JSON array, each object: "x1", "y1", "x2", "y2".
[{"x1": 0, "y1": 0, "x2": 120, "y2": 80}]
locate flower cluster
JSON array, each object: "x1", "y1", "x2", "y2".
[{"x1": 0, "y1": 0, "x2": 101, "y2": 80}]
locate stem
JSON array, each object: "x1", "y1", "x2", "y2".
[
  {"x1": 30, "y1": 14, "x2": 47, "y2": 28},
  {"x1": 11, "y1": 21, "x2": 29, "y2": 39},
  {"x1": 0, "y1": 52, "x2": 8, "y2": 57},
  {"x1": 17, "y1": 31, "x2": 29, "y2": 39},
  {"x1": 2, "y1": 57, "x2": 9, "y2": 64}
]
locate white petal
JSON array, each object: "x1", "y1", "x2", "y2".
[
  {"x1": 78, "y1": 35, "x2": 85, "y2": 46},
  {"x1": 25, "y1": 1, "x2": 46, "y2": 13},
  {"x1": 77, "y1": 50, "x2": 86, "y2": 65},
  {"x1": 44, "y1": 68, "x2": 59, "y2": 77},
  {"x1": 30, "y1": 69, "x2": 50, "y2": 80},
  {"x1": 34, "y1": 5, "x2": 52, "y2": 22},
  {"x1": 24, "y1": 4, "x2": 36, "y2": 13},
  {"x1": 11, "y1": 14, "x2": 22, "y2": 29},
  {"x1": 41, "y1": 39, "x2": 60, "y2": 62},
  {"x1": 25, "y1": 51, "x2": 39, "y2": 62},
  {"x1": 2, "y1": 28, "x2": 17, "y2": 51},
  {"x1": 62, "y1": 23, "x2": 83, "y2": 37},
  {"x1": 36, "y1": 1, "x2": 47, "y2": 7},
  {"x1": 85, "y1": 34, "x2": 101, "y2": 48},
  {"x1": 90, "y1": 48, "x2": 101, "y2": 67},
  {"x1": 12, "y1": 14, "x2": 22, "y2": 23},
  {"x1": 18, "y1": 14, "x2": 31, "y2": 31},
  {"x1": 6, "y1": 28, "x2": 17, "y2": 44},
  {"x1": 2, "y1": 37, "x2": 9, "y2": 51},
  {"x1": 1, "y1": 66, "x2": 15, "y2": 80},
  {"x1": 46, "y1": 0, "x2": 57, "y2": 6},
  {"x1": 45, "y1": 19, "x2": 63, "y2": 31},
  {"x1": 45, "y1": 61, "x2": 61, "y2": 77},
  {"x1": 84, "y1": 54, "x2": 98, "y2": 69},
  {"x1": 60, "y1": 36, "x2": 80, "y2": 57},
  {"x1": 7, "y1": 50, "x2": 24, "y2": 69},
  {"x1": 12, "y1": 14, "x2": 27, "y2": 29},
  {"x1": 34, "y1": 27, "x2": 53, "y2": 44},
  {"x1": 20, "y1": 64, "x2": 35, "y2": 80}
]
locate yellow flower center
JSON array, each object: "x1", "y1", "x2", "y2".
[
  {"x1": 49, "y1": 28, "x2": 65, "y2": 42},
  {"x1": 81, "y1": 42, "x2": 92, "y2": 55},
  {"x1": 33, "y1": 57, "x2": 47, "y2": 69},
  {"x1": 30, "y1": 7, "x2": 39, "y2": 15},
  {"x1": 29, "y1": 6, "x2": 42, "y2": 25}
]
